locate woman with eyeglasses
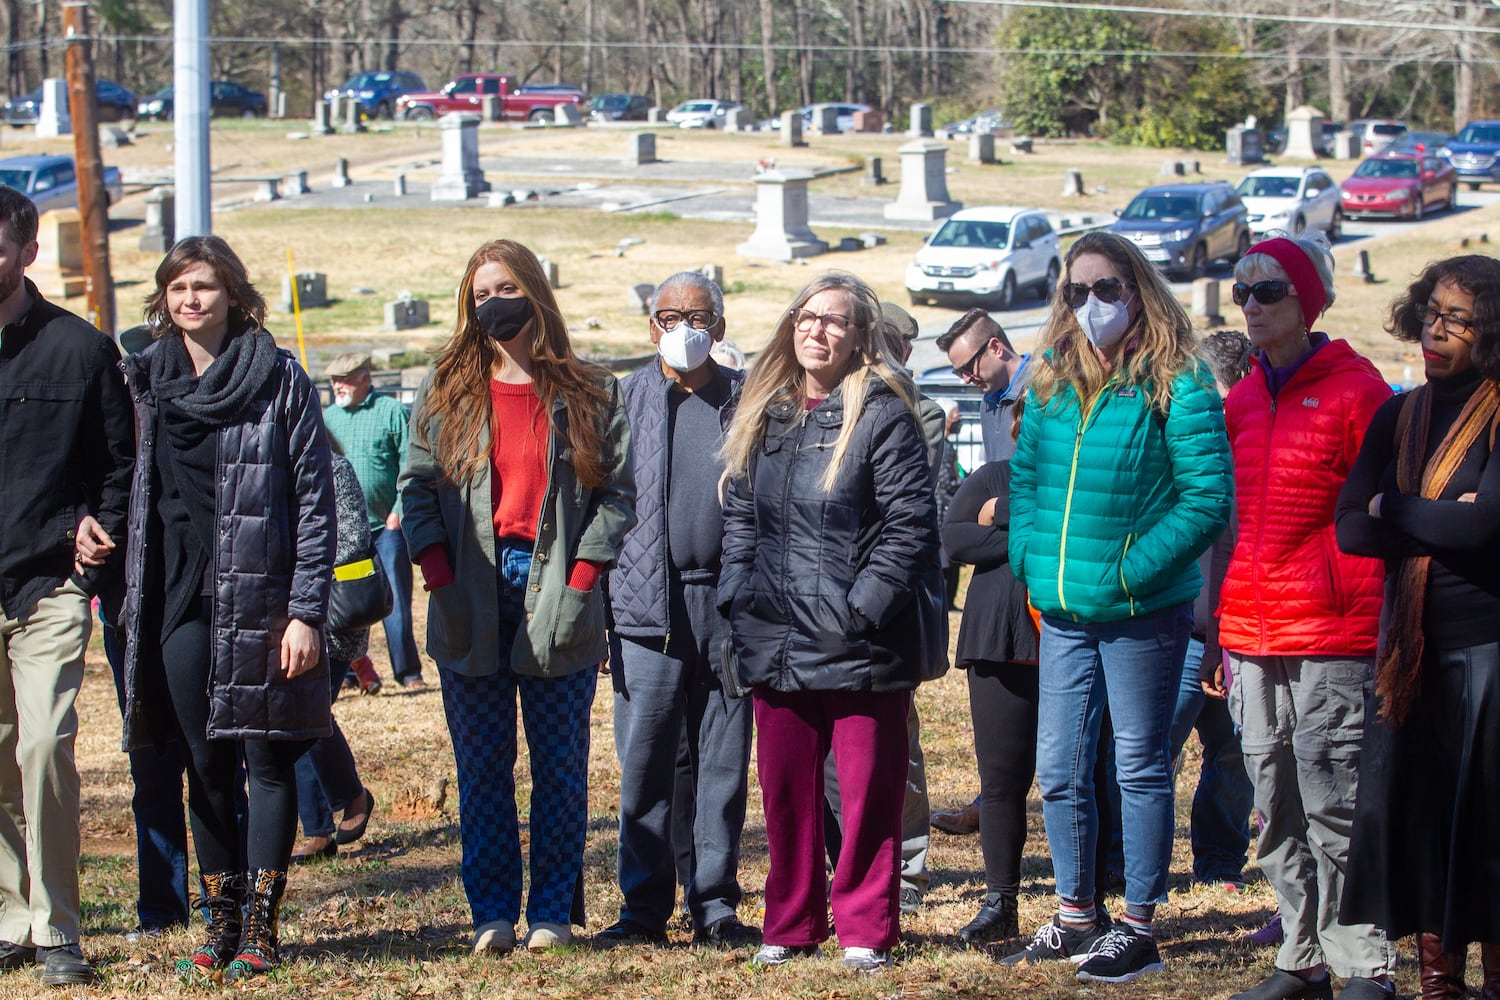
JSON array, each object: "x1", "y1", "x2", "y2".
[
  {"x1": 1214, "y1": 233, "x2": 1395, "y2": 1000},
  {"x1": 1002, "y1": 230, "x2": 1232, "y2": 982},
  {"x1": 1336, "y1": 255, "x2": 1500, "y2": 1000},
  {"x1": 398, "y1": 239, "x2": 635, "y2": 953},
  {"x1": 718, "y1": 272, "x2": 940, "y2": 972}
]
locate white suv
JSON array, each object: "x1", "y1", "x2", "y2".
[
  {"x1": 1235, "y1": 166, "x2": 1344, "y2": 241},
  {"x1": 905, "y1": 207, "x2": 1062, "y2": 311}
]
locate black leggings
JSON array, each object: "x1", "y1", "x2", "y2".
[
  {"x1": 162, "y1": 600, "x2": 311, "y2": 875},
  {"x1": 967, "y1": 661, "x2": 1115, "y2": 899}
]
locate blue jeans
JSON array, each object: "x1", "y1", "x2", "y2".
[
  {"x1": 1036, "y1": 603, "x2": 1189, "y2": 908},
  {"x1": 1168, "y1": 637, "x2": 1254, "y2": 883},
  {"x1": 295, "y1": 658, "x2": 363, "y2": 838},
  {"x1": 103, "y1": 619, "x2": 191, "y2": 931},
  {"x1": 374, "y1": 526, "x2": 423, "y2": 684},
  {"x1": 439, "y1": 543, "x2": 598, "y2": 929}
]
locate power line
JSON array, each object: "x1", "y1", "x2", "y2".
[{"x1": 948, "y1": 0, "x2": 1500, "y2": 37}]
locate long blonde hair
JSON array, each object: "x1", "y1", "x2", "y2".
[
  {"x1": 412, "y1": 240, "x2": 613, "y2": 487},
  {"x1": 721, "y1": 271, "x2": 917, "y2": 492},
  {"x1": 1030, "y1": 231, "x2": 1198, "y2": 414}
]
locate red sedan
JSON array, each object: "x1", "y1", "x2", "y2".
[{"x1": 1340, "y1": 152, "x2": 1458, "y2": 220}]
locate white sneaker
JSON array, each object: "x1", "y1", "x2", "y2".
[
  {"x1": 524, "y1": 922, "x2": 572, "y2": 950},
  {"x1": 842, "y1": 946, "x2": 893, "y2": 971},
  {"x1": 472, "y1": 920, "x2": 516, "y2": 953},
  {"x1": 752, "y1": 943, "x2": 818, "y2": 967}
]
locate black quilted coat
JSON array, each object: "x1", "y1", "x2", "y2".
[
  {"x1": 718, "y1": 379, "x2": 939, "y2": 693},
  {"x1": 119, "y1": 341, "x2": 336, "y2": 751},
  {"x1": 608, "y1": 360, "x2": 742, "y2": 637}
]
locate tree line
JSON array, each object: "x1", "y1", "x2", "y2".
[{"x1": 2, "y1": 0, "x2": 1496, "y2": 149}]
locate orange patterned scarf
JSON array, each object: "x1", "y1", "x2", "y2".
[{"x1": 1376, "y1": 378, "x2": 1500, "y2": 724}]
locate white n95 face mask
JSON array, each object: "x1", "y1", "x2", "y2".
[
  {"x1": 658, "y1": 323, "x2": 713, "y2": 371},
  {"x1": 1074, "y1": 293, "x2": 1133, "y2": 351}
]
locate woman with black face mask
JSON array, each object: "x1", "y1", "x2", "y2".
[{"x1": 399, "y1": 239, "x2": 635, "y2": 954}]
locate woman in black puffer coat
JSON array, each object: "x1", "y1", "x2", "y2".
[
  {"x1": 719, "y1": 271, "x2": 940, "y2": 971},
  {"x1": 120, "y1": 236, "x2": 335, "y2": 982}
]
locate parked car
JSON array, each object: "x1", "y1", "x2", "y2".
[
  {"x1": 797, "y1": 102, "x2": 871, "y2": 133},
  {"x1": 1385, "y1": 129, "x2": 1451, "y2": 156},
  {"x1": 396, "y1": 73, "x2": 582, "y2": 122},
  {"x1": 137, "y1": 80, "x2": 267, "y2": 120},
  {"x1": 1348, "y1": 118, "x2": 1409, "y2": 157},
  {"x1": 589, "y1": 92, "x2": 651, "y2": 121},
  {"x1": 664, "y1": 99, "x2": 740, "y2": 129},
  {"x1": 0, "y1": 154, "x2": 123, "y2": 213},
  {"x1": 1339, "y1": 151, "x2": 1458, "y2": 220},
  {"x1": 324, "y1": 70, "x2": 427, "y2": 120},
  {"x1": 1439, "y1": 120, "x2": 1500, "y2": 190},
  {"x1": 914, "y1": 364, "x2": 986, "y2": 473},
  {"x1": 3, "y1": 79, "x2": 136, "y2": 127},
  {"x1": 941, "y1": 109, "x2": 1011, "y2": 138},
  {"x1": 905, "y1": 206, "x2": 1062, "y2": 310},
  {"x1": 1109, "y1": 182, "x2": 1251, "y2": 279},
  {"x1": 1235, "y1": 166, "x2": 1343, "y2": 240}
]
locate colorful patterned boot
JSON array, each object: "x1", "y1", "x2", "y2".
[
  {"x1": 225, "y1": 869, "x2": 287, "y2": 981},
  {"x1": 174, "y1": 872, "x2": 242, "y2": 975}
]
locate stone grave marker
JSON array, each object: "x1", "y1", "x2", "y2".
[
  {"x1": 737, "y1": 168, "x2": 828, "y2": 261},
  {"x1": 431, "y1": 113, "x2": 489, "y2": 201},
  {"x1": 884, "y1": 141, "x2": 960, "y2": 221}
]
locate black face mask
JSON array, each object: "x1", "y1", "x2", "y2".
[{"x1": 476, "y1": 295, "x2": 534, "y2": 343}]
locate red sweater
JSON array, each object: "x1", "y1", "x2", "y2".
[
  {"x1": 415, "y1": 380, "x2": 601, "y2": 591},
  {"x1": 1218, "y1": 339, "x2": 1389, "y2": 656}
]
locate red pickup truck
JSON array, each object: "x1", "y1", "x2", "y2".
[{"x1": 395, "y1": 74, "x2": 582, "y2": 122}]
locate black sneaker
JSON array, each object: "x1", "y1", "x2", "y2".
[
  {"x1": 997, "y1": 917, "x2": 1109, "y2": 966},
  {"x1": 591, "y1": 918, "x2": 668, "y2": 948},
  {"x1": 36, "y1": 944, "x2": 95, "y2": 987},
  {"x1": 1075, "y1": 928, "x2": 1164, "y2": 984},
  {"x1": 898, "y1": 886, "x2": 922, "y2": 916},
  {"x1": 692, "y1": 916, "x2": 761, "y2": 949}
]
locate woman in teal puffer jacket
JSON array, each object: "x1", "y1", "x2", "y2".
[{"x1": 1003, "y1": 231, "x2": 1232, "y2": 982}]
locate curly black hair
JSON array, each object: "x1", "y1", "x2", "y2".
[{"x1": 1387, "y1": 254, "x2": 1500, "y2": 381}]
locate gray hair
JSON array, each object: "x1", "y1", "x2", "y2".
[
  {"x1": 1234, "y1": 230, "x2": 1337, "y2": 312},
  {"x1": 651, "y1": 270, "x2": 725, "y2": 318}
]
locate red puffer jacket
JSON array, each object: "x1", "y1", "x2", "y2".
[{"x1": 1219, "y1": 338, "x2": 1389, "y2": 656}]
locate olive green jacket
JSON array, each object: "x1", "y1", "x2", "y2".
[{"x1": 398, "y1": 374, "x2": 636, "y2": 677}]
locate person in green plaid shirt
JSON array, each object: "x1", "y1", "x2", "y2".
[{"x1": 322, "y1": 352, "x2": 427, "y2": 689}]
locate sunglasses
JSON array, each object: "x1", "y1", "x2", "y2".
[
  {"x1": 1231, "y1": 281, "x2": 1295, "y2": 307},
  {"x1": 1061, "y1": 277, "x2": 1134, "y2": 310},
  {"x1": 951, "y1": 339, "x2": 992, "y2": 382}
]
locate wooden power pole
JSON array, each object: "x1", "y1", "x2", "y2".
[{"x1": 62, "y1": 0, "x2": 115, "y2": 335}]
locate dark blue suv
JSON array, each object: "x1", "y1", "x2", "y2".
[
  {"x1": 323, "y1": 70, "x2": 427, "y2": 120},
  {"x1": 1440, "y1": 121, "x2": 1500, "y2": 190}
]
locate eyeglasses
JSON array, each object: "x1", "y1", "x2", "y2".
[
  {"x1": 952, "y1": 339, "x2": 993, "y2": 383},
  {"x1": 1420, "y1": 304, "x2": 1475, "y2": 338},
  {"x1": 791, "y1": 308, "x2": 852, "y2": 334},
  {"x1": 1061, "y1": 277, "x2": 1134, "y2": 310},
  {"x1": 1231, "y1": 281, "x2": 1296, "y2": 307},
  {"x1": 653, "y1": 309, "x2": 718, "y2": 330}
]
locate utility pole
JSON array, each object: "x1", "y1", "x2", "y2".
[
  {"x1": 174, "y1": 0, "x2": 211, "y2": 238},
  {"x1": 62, "y1": 0, "x2": 115, "y2": 334}
]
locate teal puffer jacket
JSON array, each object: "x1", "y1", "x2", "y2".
[{"x1": 1009, "y1": 359, "x2": 1233, "y2": 624}]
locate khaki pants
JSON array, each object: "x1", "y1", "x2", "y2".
[
  {"x1": 0, "y1": 580, "x2": 90, "y2": 947},
  {"x1": 1229, "y1": 654, "x2": 1394, "y2": 979}
]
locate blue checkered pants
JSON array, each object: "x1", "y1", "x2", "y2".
[{"x1": 439, "y1": 542, "x2": 598, "y2": 928}]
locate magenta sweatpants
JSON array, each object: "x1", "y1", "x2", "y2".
[{"x1": 752, "y1": 686, "x2": 910, "y2": 950}]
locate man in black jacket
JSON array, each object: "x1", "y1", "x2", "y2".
[
  {"x1": 598, "y1": 271, "x2": 757, "y2": 950},
  {"x1": 0, "y1": 185, "x2": 135, "y2": 986}
]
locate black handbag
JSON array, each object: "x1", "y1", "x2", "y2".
[{"x1": 328, "y1": 550, "x2": 394, "y2": 631}]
